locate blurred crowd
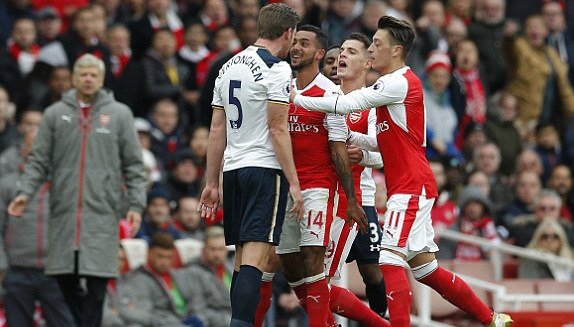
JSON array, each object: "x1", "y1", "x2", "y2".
[{"x1": 1, "y1": 0, "x2": 574, "y2": 326}]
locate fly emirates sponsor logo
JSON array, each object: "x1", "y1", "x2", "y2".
[
  {"x1": 376, "y1": 121, "x2": 390, "y2": 134},
  {"x1": 288, "y1": 115, "x2": 320, "y2": 133}
]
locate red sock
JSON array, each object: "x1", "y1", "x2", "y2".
[
  {"x1": 327, "y1": 310, "x2": 337, "y2": 327},
  {"x1": 418, "y1": 267, "x2": 493, "y2": 325},
  {"x1": 254, "y1": 280, "x2": 273, "y2": 327},
  {"x1": 380, "y1": 265, "x2": 411, "y2": 327},
  {"x1": 305, "y1": 277, "x2": 330, "y2": 327},
  {"x1": 292, "y1": 283, "x2": 307, "y2": 311},
  {"x1": 329, "y1": 285, "x2": 391, "y2": 327}
]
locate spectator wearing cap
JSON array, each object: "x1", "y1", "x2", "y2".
[
  {"x1": 120, "y1": 234, "x2": 203, "y2": 327},
  {"x1": 105, "y1": 25, "x2": 144, "y2": 116},
  {"x1": 135, "y1": 117, "x2": 163, "y2": 185},
  {"x1": 137, "y1": 186, "x2": 181, "y2": 242},
  {"x1": 150, "y1": 99, "x2": 188, "y2": 169},
  {"x1": 163, "y1": 149, "x2": 202, "y2": 200},
  {"x1": 128, "y1": 0, "x2": 184, "y2": 60},
  {"x1": 0, "y1": 17, "x2": 40, "y2": 101},
  {"x1": 504, "y1": 15, "x2": 574, "y2": 132},
  {"x1": 0, "y1": 129, "x2": 75, "y2": 327},
  {"x1": 36, "y1": 7, "x2": 62, "y2": 46},
  {"x1": 453, "y1": 185, "x2": 499, "y2": 260},
  {"x1": 485, "y1": 91, "x2": 523, "y2": 177},
  {"x1": 510, "y1": 189, "x2": 574, "y2": 247},
  {"x1": 423, "y1": 51, "x2": 462, "y2": 160},
  {"x1": 178, "y1": 226, "x2": 232, "y2": 327}
]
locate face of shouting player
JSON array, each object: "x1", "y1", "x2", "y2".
[
  {"x1": 290, "y1": 30, "x2": 320, "y2": 71},
  {"x1": 338, "y1": 39, "x2": 371, "y2": 79}
]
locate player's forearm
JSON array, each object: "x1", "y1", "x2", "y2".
[
  {"x1": 294, "y1": 90, "x2": 378, "y2": 115},
  {"x1": 205, "y1": 121, "x2": 226, "y2": 187},
  {"x1": 348, "y1": 131, "x2": 379, "y2": 151},
  {"x1": 270, "y1": 127, "x2": 300, "y2": 189},
  {"x1": 330, "y1": 141, "x2": 358, "y2": 201},
  {"x1": 360, "y1": 150, "x2": 384, "y2": 169}
]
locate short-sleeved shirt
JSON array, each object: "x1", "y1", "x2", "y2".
[
  {"x1": 212, "y1": 46, "x2": 292, "y2": 172},
  {"x1": 288, "y1": 74, "x2": 346, "y2": 190}
]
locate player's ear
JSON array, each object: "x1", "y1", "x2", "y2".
[
  {"x1": 392, "y1": 44, "x2": 403, "y2": 58},
  {"x1": 364, "y1": 57, "x2": 372, "y2": 70},
  {"x1": 316, "y1": 48, "x2": 325, "y2": 61}
]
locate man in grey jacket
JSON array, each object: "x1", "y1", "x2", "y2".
[
  {"x1": 7, "y1": 53, "x2": 147, "y2": 327},
  {"x1": 0, "y1": 130, "x2": 75, "y2": 327}
]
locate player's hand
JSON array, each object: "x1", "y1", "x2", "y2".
[
  {"x1": 346, "y1": 199, "x2": 368, "y2": 234},
  {"x1": 8, "y1": 195, "x2": 29, "y2": 218},
  {"x1": 289, "y1": 185, "x2": 305, "y2": 222},
  {"x1": 198, "y1": 185, "x2": 220, "y2": 221},
  {"x1": 289, "y1": 85, "x2": 297, "y2": 104},
  {"x1": 126, "y1": 211, "x2": 142, "y2": 237},
  {"x1": 347, "y1": 144, "x2": 363, "y2": 165}
]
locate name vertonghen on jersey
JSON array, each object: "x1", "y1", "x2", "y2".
[{"x1": 218, "y1": 54, "x2": 264, "y2": 82}]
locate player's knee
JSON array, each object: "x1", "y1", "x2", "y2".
[
  {"x1": 358, "y1": 264, "x2": 382, "y2": 284},
  {"x1": 410, "y1": 259, "x2": 438, "y2": 281},
  {"x1": 300, "y1": 246, "x2": 325, "y2": 276}
]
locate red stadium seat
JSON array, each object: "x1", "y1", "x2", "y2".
[{"x1": 536, "y1": 280, "x2": 574, "y2": 312}]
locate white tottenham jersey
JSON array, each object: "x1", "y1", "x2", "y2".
[{"x1": 212, "y1": 46, "x2": 292, "y2": 172}]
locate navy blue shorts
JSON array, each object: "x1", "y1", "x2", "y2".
[
  {"x1": 346, "y1": 206, "x2": 382, "y2": 265},
  {"x1": 223, "y1": 167, "x2": 288, "y2": 246}
]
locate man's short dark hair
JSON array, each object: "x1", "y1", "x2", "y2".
[
  {"x1": 344, "y1": 32, "x2": 371, "y2": 54},
  {"x1": 297, "y1": 24, "x2": 328, "y2": 51},
  {"x1": 257, "y1": 3, "x2": 299, "y2": 40},
  {"x1": 377, "y1": 16, "x2": 416, "y2": 59},
  {"x1": 150, "y1": 233, "x2": 175, "y2": 250},
  {"x1": 326, "y1": 45, "x2": 340, "y2": 54}
]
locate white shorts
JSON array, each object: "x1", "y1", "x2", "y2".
[
  {"x1": 380, "y1": 193, "x2": 438, "y2": 261},
  {"x1": 324, "y1": 216, "x2": 358, "y2": 279},
  {"x1": 277, "y1": 188, "x2": 337, "y2": 254}
]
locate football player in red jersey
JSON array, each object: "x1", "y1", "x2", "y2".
[{"x1": 292, "y1": 16, "x2": 512, "y2": 327}]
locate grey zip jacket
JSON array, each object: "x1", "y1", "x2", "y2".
[{"x1": 18, "y1": 89, "x2": 147, "y2": 277}]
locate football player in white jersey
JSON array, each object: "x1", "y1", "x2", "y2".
[{"x1": 198, "y1": 4, "x2": 303, "y2": 327}]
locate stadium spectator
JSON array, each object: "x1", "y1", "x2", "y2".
[
  {"x1": 30, "y1": 66, "x2": 73, "y2": 110},
  {"x1": 423, "y1": 51, "x2": 461, "y2": 160},
  {"x1": 135, "y1": 117, "x2": 163, "y2": 184},
  {"x1": 385, "y1": 0, "x2": 410, "y2": 20},
  {"x1": 454, "y1": 185, "x2": 498, "y2": 260},
  {"x1": 0, "y1": 0, "x2": 35, "y2": 46},
  {"x1": 179, "y1": 22, "x2": 210, "y2": 67},
  {"x1": 322, "y1": 0, "x2": 362, "y2": 46},
  {"x1": 232, "y1": 0, "x2": 260, "y2": 23},
  {"x1": 124, "y1": 0, "x2": 145, "y2": 20},
  {"x1": 94, "y1": 0, "x2": 132, "y2": 26},
  {"x1": 178, "y1": 226, "x2": 232, "y2": 327},
  {"x1": 460, "y1": 122, "x2": 487, "y2": 165},
  {"x1": 409, "y1": 0, "x2": 446, "y2": 76},
  {"x1": 453, "y1": 39, "x2": 487, "y2": 127},
  {"x1": 468, "y1": 0, "x2": 508, "y2": 93},
  {"x1": 467, "y1": 170, "x2": 491, "y2": 197},
  {"x1": 173, "y1": 196, "x2": 204, "y2": 240},
  {"x1": 120, "y1": 233, "x2": 202, "y2": 327},
  {"x1": 149, "y1": 99, "x2": 188, "y2": 169},
  {"x1": 534, "y1": 123, "x2": 562, "y2": 185},
  {"x1": 0, "y1": 109, "x2": 42, "y2": 176},
  {"x1": 0, "y1": 87, "x2": 19, "y2": 155},
  {"x1": 137, "y1": 186, "x2": 180, "y2": 242},
  {"x1": 0, "y1": 129, "x2": 76, "y2": 327},
  {"x1": 446, "y1": 0, "x2": 473, "y2": 25},
  {"x1": 0, "y1": 17, "x2": 39, "y2": 98},
  {"x1": 445, "y1": 17, "x2": 468, "y2": 59},
  {"x1": 36, "y1": 7, "x2": 63, "y2": 46},
  {"x1": 129, "y1": 0, "x2": 184, "y2": 59},
  {"x1": 485, "y1": 91, "x2": 523, "y2": 176},
  {"x1": 518, "y1": 220, "x2": 574, "y2": 281},
  {"x1": 547, "y1": 165, "x2": 574, "y2": 221},
  {"x1": 91, "y1": 3, "x2": 108, "y2": 40},
  {"x1": 7, "y1": 54, "x2": 147, "y2": 327},
  {"x1": 142, "y1": 29, "x2": 197, "y2": 110},
  {"x1": 430, "y1": 159, "x2": 459, "y2": 231},
  {"x1": 473, "y1": 142, "x2": 513, "y2": 212},
  {"x1": 515, "y1": 148, "x2": 544, "y2": 178},
  {"x1": 164, "y1": 149, "x2": 202, "y2": 200},
  {"x1": 498, "y1": 171, "x2": 541, "y2": 233},
  {"x1": 105, "y1": 25, "x2": 144, "y2": 116},
  {"x1": 510, "y1": 189, "x2": 574, "y2": 247},
  {"x1": 197, "y1": 0, "x2": 230, "y2": 34},
  {"x1": 189, "y1": 125, "x2": 209, "y2": 170},
  {"x1": 360, "y1": 0, "x2": 387, "y2": 40},
  {"x1": 504, "y1": 15, "x2": 574, "y2": 133},
  {"x1": 196, "y1": 25, "x2": 241, "y2": 88},
  {"x1": 542, "y1": 0, "x2": 574, "y2": 85}
]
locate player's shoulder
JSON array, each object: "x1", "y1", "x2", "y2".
[
  {"x1": 372, "y1": 67, "x2": 411, "y2": 93},
  {"x1": 313, "y1": 73, "x2": 339, "y2": 96}
]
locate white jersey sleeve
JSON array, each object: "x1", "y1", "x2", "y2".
[
  {"x1": 293, "y1": 74, "x2": 408, "y2": 114},
  {"x1": 211, "y1": 72, "x2": 224, "y2": 110},
  {"x1": 325, "y1": 113, "x2": 348, "y2": 142},
  {"x1": 360, "y1": 109, "x2": 383, "y2": 168},
  {"x1": 267, "y1": 62, "x2": 292, "y2": 105}
]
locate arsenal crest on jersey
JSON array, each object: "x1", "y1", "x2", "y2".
[
  {"x1": 100, "y1": 113, "x2": 110, "y2": 126},
  {"x1": 349, "y1": 112, "x2": 362, "y2": 124}
]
